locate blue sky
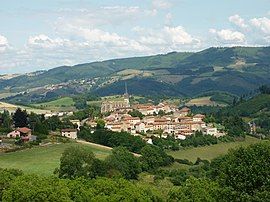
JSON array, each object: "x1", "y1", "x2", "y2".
[{"x1": 0, "y1": 0, "x2": 269, "y2": 74}]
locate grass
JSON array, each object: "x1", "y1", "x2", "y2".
[
  {"x1": 161, "y1": 162, "x2": 191, "y2": 171},
  {"x1": 0, "y1": 142, "x2": 111, "y2": 175},
  {"x1": 33, "y1": 97, "x2": 75, "y2": 112},
  {"x1": 167, "y1": 136, "x2": 261, "y2": 163},
  {"x1": 186, "y1": 96, "x2": 219, "y2": 107},
  {"x1": 0, "y1": 101, "x2": 50, "y2": 114}
]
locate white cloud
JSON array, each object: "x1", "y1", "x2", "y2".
[
  {"x1": 250, "y1": 17, "x2": 270, "y2": 34},
  {"x1": 229, "y1": 14, "x2": 248, "y2": 28},
  {"x1": 0, "y1": 35, "x2": 9, "y2": 52},
  {"x1": 152, "y1": 0, "x2": 172, "y2": 9},
  {"x1": 164, "y1": 26, "x2": 194, "y2": 44},
  {"x1": 134, "y1": 26, "x2": 201, "y2": 52},
  {"x1": 209, "y1": 29, "x2": 245, "y2": 43},
  {"x1": 27, "y1": 34, "x2": 72, "y2": 49}
]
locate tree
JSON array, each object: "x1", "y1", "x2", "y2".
[
  {"x1": 140, "y1": 145, "x2": 174, "y2": 171},
  {"x1": 44, "y1": 116, "x2": 62, "y2": 131},
  {"x1": 13, "y1": 108, "x2": 28, "y2": 128},
  {"x1": 168, "y1": 177, "x2": 222, "y2": 201},
  {"x1": 128, "y1": 110, "x2": 144, "y2": 119},
  {"x1": 259, "y1": 85, "x2": 270, "y2": 94},
  {"x1": 74, "y1": 99, "x2": 87, "y2": 110},
  {"x1": 106, "y1": 147, "x2": 141, "y2": 179},
  {"x1": 58, "y1": 146, "x2": 106, "y2": 179},
  {"x1": 2, "y1": 175, "x2": 71, "y2": 202},
  {"x1": 96, "y1": 119, "x2": 105, "y2": 129},
  {"x1": 1, "y1": 110, "x2": 12, "y2": 130},
  {"x1": 0, "y1": 168, "x2": 23, "y2": 199},
  {"x1": 210, "y1": 142, "x2": 270, "y2": 200}
]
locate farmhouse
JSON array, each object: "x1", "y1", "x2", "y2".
[
  {"x1": 7, "y1": 127, "x2": 33, "y2": 142},
  {"x1": 61, "y1": 129, "x2": 77, "y2": 139}
]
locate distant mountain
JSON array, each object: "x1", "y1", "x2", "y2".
[{"x1": 1, "y1": 47, "x2": 270, "y2": 104}]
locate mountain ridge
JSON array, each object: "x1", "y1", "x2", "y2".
[{"x1": 1, "y1": 46, "x2": 270, "y2": 104}]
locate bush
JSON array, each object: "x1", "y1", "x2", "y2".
[{"x1": 175, "y1": 158, "x2": 193, "y2": 165}]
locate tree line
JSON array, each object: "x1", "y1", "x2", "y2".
[{"x1": 0, "y1": 142, "x2": 269, "y2": 201}]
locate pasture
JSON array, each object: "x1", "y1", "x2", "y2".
[
  {"x1": 167, "y1": 136, "x2": 261, "y2": 162},
  {"x1": 0, "y1": 142, "x2": 111, "y2": 175}
]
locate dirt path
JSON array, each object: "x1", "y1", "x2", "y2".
[{"x1": 76, "y1": 139, "x2": 141, "y2": 157}]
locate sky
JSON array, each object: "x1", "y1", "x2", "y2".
[{"x1": 0, "y1": 0, "x2": 270, "y2": 74}]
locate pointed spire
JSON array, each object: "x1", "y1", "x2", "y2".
[{"x1": 125, "y1": 82, "x2": 128, "y2": 95}]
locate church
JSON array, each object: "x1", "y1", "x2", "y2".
[{"x1": 101, "y1": 83, "x2": 130, "y2": 114}]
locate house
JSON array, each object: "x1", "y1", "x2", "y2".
[
  {"x1": 175, "y1": 134, "x2": 186, "y2": 140},
  {"x1": 7, "y1": 130, "x2": 20, "y2": 138},
  {"x1": 123, "y1": 116, "x2": 141, "y2": 125},
  {"x1": 135, "y1": 122, "x2": 146, "y2": 133},
  {"x1": 193, "y1": 114, "x2": 205, "y2": 122},
  {"x1": 178, "y1": 107, "x2": 190, "y2": 117},
  {"x1": 146, "y1": 138, "x2": 153, "y2": 144},
  {"x1": 61, "y1": 129, "x2": 78, "y2": 139},
  {"x1": 204, "y1": 127, "x2": 218, "y2": 137},
  {"x1": 18, "y1": 127, "x2": 32, "y2": 142},
  {"x1": 18, "y1": 127, "x2": 32, "y2": 136}
]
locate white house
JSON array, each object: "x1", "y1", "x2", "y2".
[
  {"x1": 135, "y1": 122, "x2": 146, "y2": 133},
  {"x1": 61, "y1": 129, "x2": 78, "y2": 139},
  {"x1": 204, "y1": 127, "x2": 218, "y2": 137}
]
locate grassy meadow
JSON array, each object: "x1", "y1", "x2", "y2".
[
  {"x1": 0, "y1": 142, "x2": 111, "y2": 175},
  {"x1": 0, "y1": 101, "x2": 50, "y2": 114},
  {"x1": 186, "y1": 96, "x2": 224, "y2": 107},
  {"x1": 33, "y1": 97, "x2": 76, "y2": 112},
  {"x1": 167, "y1": 136, "x2": 261, "y2": 162}
]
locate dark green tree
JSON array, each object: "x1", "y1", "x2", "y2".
[
  {"x1": 210, "y1": 142, "x2": 270, "y2": 200},
  {"x1": 58, "y1": 146, "x2": 106, "y2": 179},
  {"x1": 168, "y1": 177, "x2": 222, "y2": 201},
  {"x1": 13, "y1": 108, "x2": 28, "y2": 128},
  {"x1": 106, "y1": 147, "x2": 141, "y2": 179},
  {"x1": 140, "y1": 145, "x2": 173, "y2": 171}
]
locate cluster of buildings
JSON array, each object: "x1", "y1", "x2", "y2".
[{"x1": 103, "y1": 99, "x2": 225, "y2": 139}]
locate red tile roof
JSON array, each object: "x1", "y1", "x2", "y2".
[{"x1": 18, "y1": 127, "x2": 31, "y2": 134}]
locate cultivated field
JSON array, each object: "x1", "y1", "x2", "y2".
[
  {"x1": 167, "y1": 136, "x2": 261, "y2": 162},
  {"x1": 186, "y1": 96, "x2": 226, "y2": 107},
  {"x1": 0, "y1": 142, "x2": 111, "y2": 175},
  {"x1": 0, "y1": 102, "x2": 50, "y2": 114}
]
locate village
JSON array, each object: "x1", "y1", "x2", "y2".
[{"x1": 100, "y1": 92, "x2": 226, "y2": 141}]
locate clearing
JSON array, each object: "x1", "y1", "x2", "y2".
[
  {"x1": 0, "y1": 142, "x2": 111, "y2": 175},
  {"x1": 186, "y1": 96, "x2": 226, "y2": 107},
  {"x1": 0, "y1": 101, "x2": 50, "y2": 114},
  {"x1": 167, "y1": 136, "x2": 261, "y2": 162},
  {"x1": 33, "y1": 97, "x2": 75, "y2": 112}
]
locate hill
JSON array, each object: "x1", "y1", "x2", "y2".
[
  {"x1": 1, "y1": 47, "x2": 270, "y2": 104},
  {"x1": 233, "y1": 94, "x2": 270, "y2": 117}
]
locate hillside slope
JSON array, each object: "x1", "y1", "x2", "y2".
[{"x1": 1, "y1": 47, "x2": 270, "y2": 102}]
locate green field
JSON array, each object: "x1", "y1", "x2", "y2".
[
  {"x1": 0, "y1": 142, "x2": 111, "y2": 175},
  {"x1": 0, "y1": 101, "x2": 50, "y2": 114},
  {"x1": 33, "y1": 97, "x2": 75, "y2": 111},
  {"x1": 167, "y1": 136, "x2": 261, "y2": 162}
]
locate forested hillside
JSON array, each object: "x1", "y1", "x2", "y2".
[{"x1": 1, "y1": 47, "x2": 270, "y2": 103}]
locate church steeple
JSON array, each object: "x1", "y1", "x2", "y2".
[
  {"x1": 125, "y1": 82, "x2": 128, "y2": 95},
  {"x1": 123, "y1": 82, "x2": 130, "y2": 107}
]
